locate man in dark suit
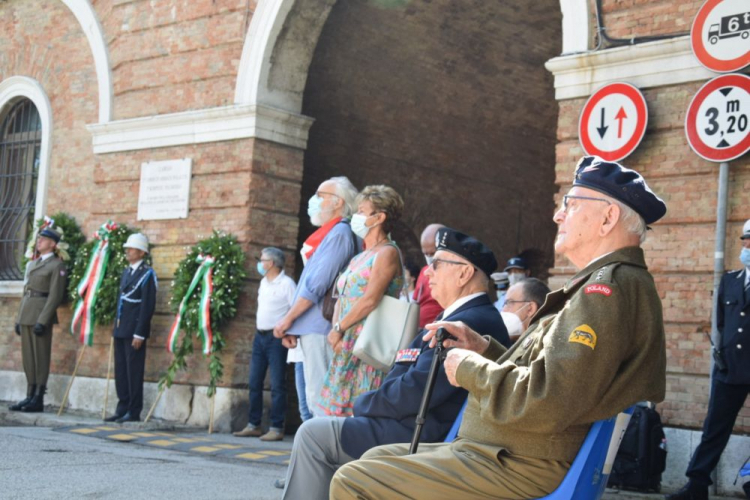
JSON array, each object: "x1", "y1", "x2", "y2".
[
  {"x1": 281, "y1": 228, "x2": 509, "y2": 500},
  {"x1": 668, "y1": 221, "x2": 750, "y2": 500},
  {"x1": 10, "y1": 227, "x2": 68, "y2": 413},
  {"x1": 104, "y1": 233, "x2": 157, "y2": 423}
]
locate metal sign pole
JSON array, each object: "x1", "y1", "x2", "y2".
[{"x1": 711, "y1": 161, "x2": 730, "y2": 345}]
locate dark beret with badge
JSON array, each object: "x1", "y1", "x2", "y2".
[
  {"x1": 504, "y1": 257, "x2": 528, "y2": 272},
  {"x1": 573, "y1": 156, "x2": 667, "y2": 225},
  {"x1": 435, "y1": 227, "x2": 497, "y2": 277},
  {"x1": 39, "y1": 228, "x2": 61, "y2": 243}
]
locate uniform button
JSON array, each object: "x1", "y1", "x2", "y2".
[
  {"x1": 738, "y1": 344, "x2": 743, "y2": 349},
  {"x1": 739, "y1": 328, "x2": 744, "y2": 333},
  {"x1": 727, "y1": 301, "x2": 732, "y2": 305},
  {"x1": 742, "y1": 312, "x2": 746, "y2": 317}
]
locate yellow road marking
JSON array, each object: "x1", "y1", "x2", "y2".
[
  {"x1": 149, "y1": 440, "x2": 177, "y2": 446},
  {"x1": 96, "y1": 426, "x2": 118, "y2": 431},
  {"x1": 132, "y1": 432, "x2": 157, "y2": 437},
  {"x1": 192, "y1": 446, "x2": 219, "y2": 453},
  {"x1": 214, "y1": 444, "x2": 243, "y2": 449},
  {"x1": 107, "y1": 434, "x2": 138, "y2": 441},
  {"x1": 258, "y1": 450, "x2": 289, "y2": 456},
  {"x1": 236, "y1": 452, "x2": 265, "y2": 460},
  {"x1": 70, "y1": 428, "x2": 99, "y2": 434}
]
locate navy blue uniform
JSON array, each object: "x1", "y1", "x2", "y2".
[
  {"x1": 686, "y1": 269, "x2": 750, "y2": 487},
  {"x1": 340, "y1": 294, "x2": 509, "y2": 459},
  {"x1": 112, "y1": 263, "x2": 157, "y2": 419}
]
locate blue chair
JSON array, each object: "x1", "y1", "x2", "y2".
[{"x1": 444, "y1": 402, "x2": 635, "y2": 500}]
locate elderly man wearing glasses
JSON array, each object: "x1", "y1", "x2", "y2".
[
  {"x1": 331, "y1": 156, "x2": 668, "y2": 499},
  {"x1": 280, "y1": 228, "x2": 510, "y2": 500}
]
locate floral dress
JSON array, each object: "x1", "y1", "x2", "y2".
[{"x1": 316, "y1": 242, "x2": 404, "y2": 416}]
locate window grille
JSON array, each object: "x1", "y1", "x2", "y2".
[{"x1": 0, "y1": 99, "x2": 41, "y2": 280}]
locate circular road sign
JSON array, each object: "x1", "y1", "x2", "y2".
[
  {"x1": 578, "y1": 82, "x2": 648, "y2": 162},
  {"x1": 691, "y1": 0, "x2": 750, "y2": 73},
  {"x1": 686, "y1": 73, "x2": 750, "y2": 162}
]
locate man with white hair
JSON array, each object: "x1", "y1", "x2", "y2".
[
  {"x1": 274, "y1": 176, "x2": 360, "y2": 418},
  {"x1": 331, "y1": 156, "x2": 668, "y2": 499},
  {"x1": 104, "y1": 233, "x2": 157, "y2": 423}
]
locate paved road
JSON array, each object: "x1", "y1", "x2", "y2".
[{"x1": 1, "y1": 426, "x2": 286, "y2": 499}]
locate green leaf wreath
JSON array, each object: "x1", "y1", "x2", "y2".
[
  {"x1": 159, "y1": 230, "x2": 247, "y2": 398},
  {"x1": 67, "y1": 223, "x2": 148, "y2": 325}
]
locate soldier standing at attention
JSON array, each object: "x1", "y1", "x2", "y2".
[
  {"x1": 104, "y1": 233, "x2": 157, "y2": 423},
  {"x1": 10, "y1": 227, "x2": 68, "y2": 413}
]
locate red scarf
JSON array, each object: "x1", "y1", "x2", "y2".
[{"x1": 300, "y1": 216, "x2": 343, "y2": 265}]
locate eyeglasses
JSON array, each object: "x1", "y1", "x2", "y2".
[
  {"x1": 316, "y1": 190, "x2": 340, "y2": 199},
  {"x1": 504, "y1": 299, "x2": 531, "y2": 306},
  {"x1": 429, "y1": 258, "x2": 470, "y2": 271},
  {"x1": 561, "y1": 195, "x2": 611, "y2": 213}
]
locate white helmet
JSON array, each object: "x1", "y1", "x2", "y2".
[
  {"x1": 123, "y1": 233, "x2": 150, "y2": 253},
  {"x1": 742, "y1": 220, "x2": 750, "y2": 240}
]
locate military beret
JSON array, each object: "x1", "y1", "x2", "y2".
[
  {"x1": 504, "y1": 257, "x2": 528, "y2": 272},
  {"x1": 573, "y1": 156, "x2": 667, "y2": 225},
  {"x1": 39, "y1": 228, "x2": 61, "y2": 243},
  {"x1": 435, "y1": 227, "x2": 497, "y2": 277}
]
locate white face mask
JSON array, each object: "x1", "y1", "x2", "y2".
[
  {"x1": 501, "y1": 311, "x2": 524, "y2": 338},
  {"x1": 508, "y1": 272, "x2": 525, "y2": 286},
  {"x1": 351, "y1": 213, "x2": 378, "y2": 239}
]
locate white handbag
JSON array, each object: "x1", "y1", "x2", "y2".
[{"x1": 352, "y1": 248, "x2": 420, "y2": 371}]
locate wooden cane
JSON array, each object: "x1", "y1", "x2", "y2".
[
  {"x1": 101, "y1": 337, "x2": 114, "y2": 420},
  {"x1": 57, "y1": 344, "x2": 87, "y2": 416},
  {"x1": 144, "y1": 386, "x2": 165, "y2": 423},
  {"x1": 208, "y1": 392, "x2": 216, "y2": 434}
]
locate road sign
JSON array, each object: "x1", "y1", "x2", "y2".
[
  {"x1": 578, "y1": 82, "x2": 648, "y2": 162},
  {"x1": 686, "y1": 73, "x2": 750, "y2": 162},
  {"x1": 691, "y1": 0, "x2": 750, "y2": 73}
]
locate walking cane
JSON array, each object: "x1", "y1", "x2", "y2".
[{"x1": 409, "y1": 327, "x2": 450, "y2": 454}]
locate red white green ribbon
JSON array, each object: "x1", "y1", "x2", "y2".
[
  {"x1": 71, "y1": 221, "x2": 117, "y2": 346},
  {"x1": 167, "y1": 254, "x2": 216, "y2": 355}
]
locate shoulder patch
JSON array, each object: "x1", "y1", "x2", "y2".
[
  {"x1": 585, "y1": 284, "x2": 612, "y2": 296},
  {"x1": 569, "y1": 324, "x2": 597, "y2": 350}
]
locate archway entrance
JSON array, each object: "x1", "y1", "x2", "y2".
[{"x1": 298, "y1": 0, "x2": 562, "y2": 274}]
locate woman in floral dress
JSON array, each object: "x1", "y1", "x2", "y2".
[{"x1": 317, "y1": 185, "x2": 405, "y2": 416}]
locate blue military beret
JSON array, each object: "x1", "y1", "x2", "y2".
[
  {"x1": 504, "y1": 257, "x2": 528, "y2": 272},
  {"x1": 435, "y1": 227, "x2": 497, "y2": 277},
  {"x1": 39, "y1": 228, "x2": 61, "y2": 243},
  {"x1": 573, "y1": 156, "x2": 667, "y2": 225}
]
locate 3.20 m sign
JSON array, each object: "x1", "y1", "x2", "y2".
[{"x1": 686, "y1": 73, "x2": 750, "y2": 162}]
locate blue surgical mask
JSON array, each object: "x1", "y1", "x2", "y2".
[
  {"x1": 351, "y1": 213, "x2": 374, "y2": 239},
  {"x1": 740, "y1": 248, "x2": 750, "y2": 268},
  {"x1": 307, "y1": 195, "x2": 323, "y2": 219},
  {"x1": 256, "y1": 261, "x2": 267, "y2": 276}
]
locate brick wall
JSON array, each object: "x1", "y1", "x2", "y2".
[
  {"x1": 552, "y1": 81, "x2": 750, "y2": 432},
  {"x1": 598, "y1": 0, "x2": 703, "y2": 39},
  {"x1": 299, "y1": 0, "x2": 562, "y2": 276}
]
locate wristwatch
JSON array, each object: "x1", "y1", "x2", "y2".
[{"x1": 334, "y1": 322, "x2": 342, "y2": 333}]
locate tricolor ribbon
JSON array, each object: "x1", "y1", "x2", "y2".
[
  {"x1": 167, "y1": 254, "x2": 216, "y2": 356},
  {"x1": 71, "y1": 221, "x2": 117, "y2": 346}
]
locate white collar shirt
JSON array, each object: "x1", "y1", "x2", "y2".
[
  {"x1": 442, "y1": 292, "x2": 485, "y2": 320},
  {"x1": 256, "y1": 271, "x2": 297, "y2": 331}
]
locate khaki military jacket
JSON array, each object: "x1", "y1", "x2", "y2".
[
  {"x1": 17, "y1": 254, "x2": 68, "y2": 326},
  {"x1": 455, "y1": 246, "x2": 666, "y2": 462}
]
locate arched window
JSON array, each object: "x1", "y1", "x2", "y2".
[{"x1": 0, "y1": 99, "x2": 42, "y2": 280}]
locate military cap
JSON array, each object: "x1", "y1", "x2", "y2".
[
  {"x1": 573, "y1": 156, "x2": 667, "y2": 225},
  {"x1": 39, "y1": 228, "x2": 61, "y2": 243},
  {"x1": 741, "y1": 220, "x2": 750, "y2": 240},
  {"x1": 504, "y1": 257, "x2": 528, "y2": 272},
  {"x1": 435, "y1": 227, "x2": 497, "y2": 277}
]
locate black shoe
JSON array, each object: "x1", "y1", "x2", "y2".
[
  {"x1": 104, "y1": 414, "x2": 125, "y2": 422},
  {"x1": 115, "y1": 412, "x2": 140, "y2": 423},
  {"x1": 20, "y1": 385, "x2": 45, "y2": 413},
  {"x1": 9, "y1": 384, "x2": 36, "y2": 411},
  {"x1": 665, "y1": 483, "x2": 708, "y2": 500}
]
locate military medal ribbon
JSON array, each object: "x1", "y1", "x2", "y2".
[
  {"x1": 71, "y1": 221, "x2": 117, "y2": 346},
  {"x1": 167, "y1": 254, "x2": 216, "y2": 355}
]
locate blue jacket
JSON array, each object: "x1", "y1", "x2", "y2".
[
  {"x1": 113, "y1": 264, "x2": 157, "y2": 340},
  {"x1": 716, "y1": 269, "x2": 750, "y2": 385},
  {"x1": 341, "y1": 294, "x2": 509, "y2": 458}
]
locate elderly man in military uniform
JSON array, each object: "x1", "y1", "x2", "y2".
[
  {"x1": 330, "y1": 156, "x2": 668, "y2": 499},
  {"x1": 104, "y1": 233, "x2": 157, "y2": 423},
  {"x1": 667, "y1": 221, "x2": 750, "y2": 500},
  {"x1": 10, "y1": 227, "x2": 68, "y2": 413}
]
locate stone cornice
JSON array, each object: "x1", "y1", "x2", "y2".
[
  {"x1": 86, "y1": 104, "x2": 315, "y2": 154},
  {"x1": 545, "y1": 36, "x2": 716, "y2": 101}
]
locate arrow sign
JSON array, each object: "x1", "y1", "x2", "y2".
[
  {"x1": 597, "y1": 108, "x2": 608, "y2": 139},
  {"x1": 578, "y1": 82, "x2": 648, "y2": 162},
  {"x1": 686, "y1": 73, "x2": 750, "y2": 162}
]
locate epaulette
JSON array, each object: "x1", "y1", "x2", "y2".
[{"x1": 592, "y1": 262, "x2": 622, "y2": 285}]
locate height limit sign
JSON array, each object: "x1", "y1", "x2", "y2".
[
  {"x1": 578, "y1": 82, "x2": 648, "y2": 162},
  {"x1": 686, "y1": 73, "x2": 750, "y2": 162}
]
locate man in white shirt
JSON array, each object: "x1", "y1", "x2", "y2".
[{"x1": 234, "y1": 247, "x2": 296, "y2": 441}]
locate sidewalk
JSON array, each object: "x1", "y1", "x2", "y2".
[{"x1": 603, "y1": 489, "x2": 741, "y2": 500}]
